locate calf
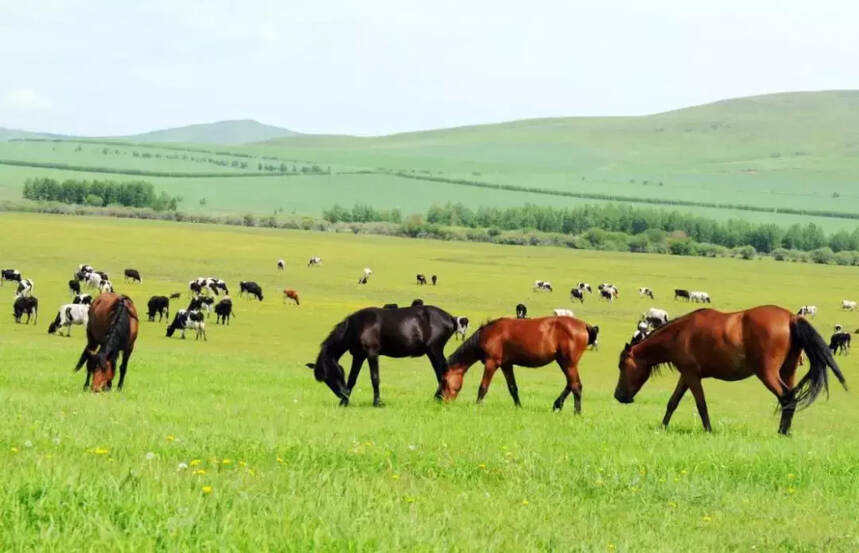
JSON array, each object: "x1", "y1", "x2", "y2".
[
  {"x1": 215, "y1": 298, "x2": 234, "y2": 325},
  {"x1": 283, "y1": 289, "x2": 300, "y2": 305},
  {"x1": 16, "y1": 278, "x2": 34, "y2": 298},
  {"x1": 239, "y1": 281, "x2": 264, "y2": 301},
  {"x1": 166, "y1": 309, "x2": 207, "y2": 340},
  {"x1": 830, "y1": 332, "x2": 851, "y2": 355},
  {"x1": 124, "y1": 269, "x2": 142, "y2": 283},
  {"x1": 639, "y1": 287, "x2": 654, "y2": 300},
  {"x1": 68, "y1": 279, "x2": 81, "y2": 296},
  {"x1": 570, "y1": 287, "x2": 585, "y2": 303},
  {"x1": 73, "y1": 294, "x2": 93, "y2": 305},
  {"x1": 13, "y1": 295, "x2": 38, "y2": 324},
  {"x1": 48, "y1": 303, "x2": 89, "y2": 337},
  {"x1": 416, "y1": 273, "x2": 427, "y2": 285},
  {"x1": 674, "y1": 289, "x2": 690, "y2": 301},
  {"x1": 188, "y1": 296, "x2": 215, "y2": 318},
  {"x1": 516, "y1": 303, "x2": 528, "y2": 319},
  {"x1": 147, "y1": 296, "x2": 170, "y2": 322},
  {"x1": 277, "y1": 259, "x2": 285, "y2": 271},
  {"x1": 1, "y1": 269, "x2": 22, "y2": 285},
  {"x1": 553, "y1": 308, "x2": 575, "y2": 317},
  {"x1": 455, "y1": 316, "x2": 470, "y2": 340}
]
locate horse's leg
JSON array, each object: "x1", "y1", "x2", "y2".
[
  {"x1": 476, "y1": 360, "x2": 499, "y2": 403},
  {"x1": 343, "y1": 354, "x2": 366, "y2": 405},
  {"x1": 500, "y1": 364, "x2": 521, "y2": 407},
  {"x1": 427, "y1": 348, "x2": 448, "y2": 400},
  {"x1": 766, "y1": 349, "x2": 801, "y2": 435},
  {"x1": 662, "y1": 376, "x2": 689, "y2": 428},
  {"x1": 553, "y1": 354, "x2": 583, "y2": 413},
  {"x1": 685, "y1": 376, "x2": 711, "y2": 432},
  {"x1": 367, "y1": 355, "x2": 383, "y2": 407}
]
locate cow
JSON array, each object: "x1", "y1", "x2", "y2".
[
  {"x1": 86, "y1": 272, "x2": 103, "y2": 289},
  {"x1": 431, "y1": 274, "x2": 438, "y2": 286},
  {"x1": 48, "y1": 303, "x2": 89, "y2": 337},
  {"x1": 207, "y1": 278, "x2": 228, "y2": 296},
  {"x1": 533, "y1": 280, "x2": 553, "y2": 292},
  {"x1": 215, "y1": 298, "x2": 234, "y2": 325},
  {"x1": 13, "y1": 295, "x2": 38, "y2": 324},
  {"x1": 1, "y1": 269, "x2": 22, "y2": 285},
  {"x1": 308, "y1": 257, "x2": 322, "y2": 267},
  {"x1": 16, "y1": 278, "x2": 34, "y2": 298},
  {"x1": 411, "y1": 299, "x2": 424, "y2": 306},
  {"x1": 639, "y1": 287, "x2": 654, "y2": 300},
  {"x1": 147, "y1": 296, "x2": 170, "y2": 322},
  {"x1": 417, "y1": 274, "x2": 427, "y2": 285},
  {"x1": 689, "y1": 291, "x2": 711, "y2": 303},
  {"x1": 599, "y1": 288, "x2": 616, "y2": 303},
  {"x1": 516, "y1": 303, "x2": 528, "y2": 319},
  {"x1": 630, "y1": 321, "x2": 650, "y2": 345},
  {"x1": 830, "y1": 332, "x2": 851, "y2": 355},
  {"x1": 842, "y1": 300, "x2": 857, "y2": 312},
  {"x1": 674, "y1": 289, "x2": 690, "y2": 301},
  {"x1": 570, "y1": 287, "x2": 585, "y2": 303},
  {"x1": 283, "y1": 289, "x2": 300, "y2": 305},
  {"x1": 454, "y1": 316, "x2": 470, "y2": 340},
  {"x1": 277, "y1": 259, "x2": 285, "y2": 271},
  {"x1": 124, "y1": 269, "x2": 142, "y2": 283},
  {"x1": 188, "y1": 296, "x2": 215, "y2": 318},
  {"x1": 73, "y1": 294, "x2": 93, "y2": 305},
  {"x1": 166, "y1": 309, "x2": 207, "y2": 340},
  {"x1": 99, "y1": 280, "x2": 114, "y2": 294},
  {"x1": 576, "y1": 282, "x2": 592, "y2": 294},
  {"x1": 169, "y1": 292, "x2": 181, "y2": 299},
  {"x1": 797, "y1": 305, "x2": 817, "y2": 318},
  {"x1": 599, "y1": 283, "x2": 619, "y2": 298},
  {"x1": 68, "y1": 279, "x2": 81, "y2": 296},
  {"x1": 642, "y1": 307, "x2": 669, "y2": 328},
  {"x1": 95, "y1": 271, "x2": 109, "y2": 282},
  {"x1": 239, "y1": 281, "x2": 263, "y2": 301},
  {"x1": 553, "y1": 308, "x2": 575, "y2": 317}
]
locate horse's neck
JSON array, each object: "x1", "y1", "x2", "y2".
[{"x1": 634, "y1": 326, "x2": 677, "y2": 365}]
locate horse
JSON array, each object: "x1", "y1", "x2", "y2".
[
  {"x1": 441, "y1": 316, "x2": 599, "y2": 412},
  {"x1": 73, "y1": 293, "x2": 138, "y2": 392},
  {"x1": 283, "y1": 289, "x2": 300, "y2": 305},
  {"x1": 306, "y1": 305, "x2": 458, "y2": 406},
  {"x1": 614, "y1": 305, "x2": 847, "y2": 435}
]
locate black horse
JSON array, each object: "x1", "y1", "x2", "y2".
[{"x1": 306, "y1": 305, "x2": 458, "y2": 406}]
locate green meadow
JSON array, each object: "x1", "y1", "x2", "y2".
[{"x1": 1, "y1": 212, "x2": 858, "y2": 551}]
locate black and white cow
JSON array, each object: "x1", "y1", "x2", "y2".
[
  {"x1": 358, "y1": 268, "x2": 372, "y2": 285},
  {"x1": 690, "y1": 291, "x2": 711, "y2": 303},
  {"x1": 68, "y1": 279, "x2": 81, "y2": 296},
  {"x1": 533, "y1": 280, "x2": 553, "y2": 292},
  {"x1": 630, "y1": 321, "x2": 650, "y2": 345},
  {"x1": 416, "y1": 274, "x2": 427, "y2": 285},
  {"x1": 1, "y1": 269, "x2": 22, "y2": 285},
  {"x1": 454, "y1": 316, "x2": 469, "y2": 340},
  {"x1": 639, "y1": 287, "x2": 655, "y2": 300},
  {"x1": 215, "y1": 298, "x2": 234, "y2": 325},
  {"x1": 16, "y1": 278, "x2": 34, "y2": 298},
  {"x1": 797, "y1": 305, "x2": 817, "y2": 318},
  {"x1": 124, "y1": 269, "x2": 142, "y2": 283},
  {"x1": 166, "y1": 309, "x2": 207, "y2": 340},
  {"x1": 95, "y1": 271, "x2": 109, "y2": 282},
  {"x1": 207, "y1": 278, "x2": 228, "y2": 295},
  {"x1": 674, "y1": 289, "x2": 690, "y2": 301},
  {"x1": 48, "y1": 303, "x2": 89, "y2": 337},
  {"x1": 277, "y1": 259, "x2": 285, "y2": 271},
  {"x1": 189, "y1": 279, "x2": 204, "y2": 296},
  {"x1": 188, "y1": 295, "x2": 215, "y2": 318},
  {"x1": 147, "y1": 296, "x2": 170, "y2": 322},
  {"x1": 642, "y1": 307, "x2": 669, "y2": 328},
  {"x1": 86, "y1": 272, "x2": 103, "y2": 289},
  {"x1": 576, "y1": 282, "x2": 592, "y2": 294},
  {"x1": 99, "y1": 280, "x2": 114, "y2": 294},
  {"x1": 308, "y1": 257, "x2": 322, "y2": 267},
  {"x1": 13, "y1": 295, "x2": 38, "y2": 324},
  {"x1": 239, "y1": 281, "x2": 263, "y2": 301},
  {"x1": 570, "y1": 287, "x2": 585, "y2": 303},
  {"x1": 599, "y1": 288, "x2": 616, "y2": 303},
  {"x1": 516, "y1": 303, "x2": 528, "y2": 319},
  {"x1": 73, "y1": 293, "x2": 93, "y2": 305}
]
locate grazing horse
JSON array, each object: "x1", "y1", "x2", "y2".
[
  {"x1": 441, "y1": 316, "x2": 599, "y2": 411},
  {"x1": 674, "y1": 289, "x2": 690, "y2": 301},
  {"x1": 614, "y1": 306, "x2": 847, "y2": 434},
  {"x1": 74, "y1": 293, "x2": 138, "y2": 392},
  {"x1": 283, "y1": 289, "x2": 300, "y2": 305},
  {"x1": 306, "y1": 305, "x2": 458, "y2": 406},
  {"x1": 516, "y1": 303, "x2": 528, "y2": 319}
]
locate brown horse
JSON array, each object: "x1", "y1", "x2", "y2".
[
  {"x1": 283, "y1": 289, "x2": 300, "y2": 305},
  {"x1": 615, "y1": 306, "x2": 847, "y2": 434},
  {"x1": 441, "y1": 316, "x2": 599, "y2": 412},
  {"x1": 73, "y1": 293, "x2": 139, "y2": 392}
]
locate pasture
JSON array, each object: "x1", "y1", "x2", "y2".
[{"x1": 2, "y1": 212, "x2": 859, "y2": 551}]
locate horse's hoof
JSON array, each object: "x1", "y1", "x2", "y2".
[
  {"x1": 339, "y1": 398, "x2": 349, "y2": 407},
  {"x1": 373, "y1": 400, "x2": 384, "y2": 408}
]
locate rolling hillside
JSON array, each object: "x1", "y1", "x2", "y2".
[{"x1": 123, "y1": 119, "x2": 299, "y2": 144}]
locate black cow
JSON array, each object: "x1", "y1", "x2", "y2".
[
  {"x1": 170, "y1": 292, "x2": 181, "y2": 299},
  {"x1": 239, "y1": 281, "x2": 263, "y2": 301},
  {"x1": 431, "y1": 275, "x2": 438, "y2": 285},
  {"x1": 147, "y1": 296, "x2": 170, "y2": 322},
  {"x1": 188, "y1": 295, "x2": 215, "y2": 317},
  {"x1": 215, "y1": 298, "x2": 234, "y2": 325},
  {"x1": 1, "y1": 269, "x2": 22, "y2": 285},
  {"x1": 124, "y1": 269, "x2": 142, "y2": 283},
  {"x1": 411, "y1": 298, "x2": 424, "y2": 306},
  {"x1": 830, "y1": 332, "x2": 851, "y2": 355},
  {"x1": 674, "y1": 289, "x2": 690, "y2": 301},
  {"x1": 516, "y1": 303, "x2": 528, "y2": 318},
  {"x1": 73, "y1": 294, "x2": 93, "y2": 305},
  {"x1": 416, "y1": 274, "x2": 427, "y2": 285},
  {"x1": 68, "y1": 279, "x2": 81, "y2": 295},
  {"x1": 13, "y1": 295, "x2": 38, "y2": 324}
]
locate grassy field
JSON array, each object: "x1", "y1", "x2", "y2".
[{"x1": 1, "y1": 212, "x2": 858, "y2": 551}]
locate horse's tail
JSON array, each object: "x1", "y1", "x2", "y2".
[
  {"x1": 99, "y1": 297, "x2": 131, "y2": 367},
  {"x1": 792, "y1": 317, "x2": 848, "y2": 409}
]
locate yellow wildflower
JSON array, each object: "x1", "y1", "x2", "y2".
[
  {"x1": 201, "y1": 485, "x2": 213, "y2": 494},
  {"x1": 190, "y1": 459, "x2": 201, "y2": 467}
]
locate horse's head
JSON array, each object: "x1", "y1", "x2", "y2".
[
  {"x1": 88, "y1": 353, "x2": 115, "y2": 392},
  {"x1": 306, "y1": 350, "x2": 347, "y2": 400},
  {"x1": 441, "y1": 328, "x2": 485, "y2": 401},
  {"x1": 614, "y1": 342, "x2": 649, "y2": 404}
]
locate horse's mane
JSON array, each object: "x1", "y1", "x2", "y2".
[
  {"x1": 314, "y1": 317, "x2": 351, "y2": 381},
  {"x1": 447, "y1": 318, "x2": 501, "y2": 368},
  {"x1": 97, "y1": 296, "x2": 132, "y2": 368}
]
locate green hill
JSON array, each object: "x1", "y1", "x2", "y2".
[
  {"x1": 0, "y1": 127, "x2": 66, "y2": 141},
  {"x1": 120, "y1": 119, "x2": 299, "y2": 144}
]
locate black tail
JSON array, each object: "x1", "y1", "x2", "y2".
[{"x1": 792, "y1": 318, "x2": 848, "y2": 409}]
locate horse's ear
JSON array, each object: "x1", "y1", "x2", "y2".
[{"x1": 305, "y1": 363, "x2": 316, "y2": 370}]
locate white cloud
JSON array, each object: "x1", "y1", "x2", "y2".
[{"x1": 3, "y1": 88, "x2": 54, "y2": 111}]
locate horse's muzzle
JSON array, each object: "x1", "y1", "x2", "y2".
[{"x1": 613, "y1": 389, "x2": 634, "y2": 404}]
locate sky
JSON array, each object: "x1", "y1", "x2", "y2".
[{"x1": 1, "y1": 0, "x2": 858, "y2": 136}]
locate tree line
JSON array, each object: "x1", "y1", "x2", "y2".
[{"x1": 22, "y1": 177, "x2": 182, "y2": 211}]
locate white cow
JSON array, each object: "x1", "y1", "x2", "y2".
[
  {"x1": 642, "y1": 307, "x2": 669, "y2": 327},
  {"x1": 842, "y1": 300, "x2": 857, "y2": 311},
  {"x1": 553, "y1": 308, "x2": 575, "y2": 317},
  {"x1": 277, "y1": 259, "x2": 285, "y2": 271},
  {"x1": 48, "y1": 303, "x2": 89, "y2": 337},
  {"x1": 99, "y1": 280, "x2": 114, "y2": 294},
  {"x1": 86, "y1": 272, "x2": 103, "y2": 289},
  {"x1": 690, "y1": 291, "x2": 711, "y2": 303}
]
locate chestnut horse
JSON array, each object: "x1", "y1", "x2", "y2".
[
  {"x1": 73, "y1": 293, "x2": 139, "y2": 392},
  {"x1": 283, "y1": 289, "x2": 300, "y2": 305},
  {"x1": 615, "y1": 306, "x2": 847, "y2": 434},
  {"x1": 442, "y1": 316, "x2": 599, "y2": 412}
]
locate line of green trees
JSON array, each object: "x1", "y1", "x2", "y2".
[
  {"x1": 22, "y1": 177, "x2": 182, "y2": 211},
  {"x1": 325, "y1": 201, "x2": 859, "y2": 254}
]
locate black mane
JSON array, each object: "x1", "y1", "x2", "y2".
[
  {"x1": 98, "y1": 296, "x2": 133, "y2": 368},
  {"x1": 446, "y1": 319, "x2": 500, "y2": 368}
]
